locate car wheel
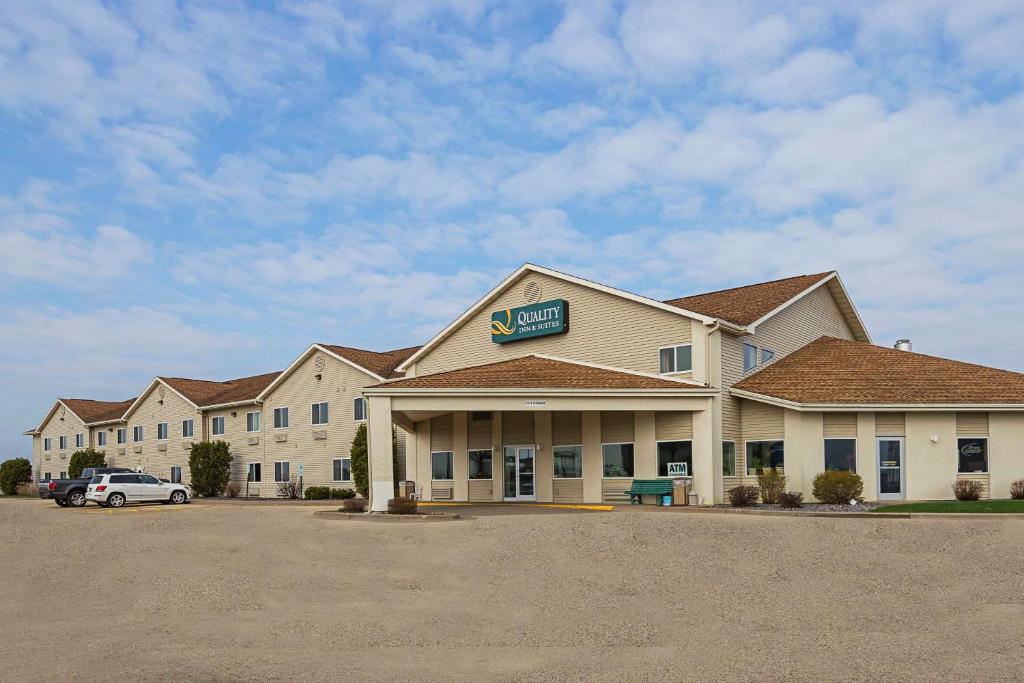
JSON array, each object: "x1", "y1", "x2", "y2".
[
  {"x1": 107, "y1": 493, "x2": 126, "y2": 508},
  {"x1": 67, "y1": 491, "x2": 87, "y2": 508},
  {"x1": 170, "y1": 490, "x2": 187, "y2": 505},
  {"x1": 55, "y1": 499, "x2": 67, "y2": 508}
]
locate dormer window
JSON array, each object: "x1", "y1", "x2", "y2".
[
  {"x1": 743, "y1": 343, "x2": 758, "y2": 372},
  {"x1": 659, "y1": 344, "x2": 692, "y2": 374}
]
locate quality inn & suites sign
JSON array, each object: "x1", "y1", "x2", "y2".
[{"x1": 491, "y1": 299, "x2": 569, "y2": 344}]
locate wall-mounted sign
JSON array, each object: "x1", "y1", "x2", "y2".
[
  {"x1": 524, "y1": 400, "x2": 547, "y2": 407},
  {"x1": 667, "y1": 462, "x2": 688, "y2": 477},
  {"x1": 491, "y1": 299, "x2": 568, "y2": 344}
]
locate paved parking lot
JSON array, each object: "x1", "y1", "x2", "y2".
[{"x1": 3, "y1": 496, "x2": 1024, "y2": 681}]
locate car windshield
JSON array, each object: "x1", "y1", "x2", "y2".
[{"x1": 89, "y1": 476, "x2": 104, "y2": 484}]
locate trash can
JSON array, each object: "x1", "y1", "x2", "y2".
[
  {"x1": 672, "y1": 478, "x2": 691, "y2": 506},
  {"x1": 661, "y1": 494, "x2": 673, "y2": 507}
]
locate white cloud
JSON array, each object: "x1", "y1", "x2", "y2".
[
  {"x1": 524, "y1": 0, "x2": 626, "y2": 77},
  {"x1": 740, "y1": 49, "x2": 859, "y2": 104}
]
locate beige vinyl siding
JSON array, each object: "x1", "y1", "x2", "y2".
[
  {"x1": 468, "y1": 414, "x2": 492, "y2": 450},
  {"x1": 468, "y1": 479, "x2": 493, "y2": 501},
  {"x1": 655, "y1": 411, "x2": 693, "y2": 440},
  {"x1": 823, "y1": 413, "x2": 857, "y2": 438},
  {"x1": 875, "y1": 413, "x2": 906, "y2": 436},
  {"x1": 502, "y1": 411, "x2": 535, "y2": 445},
  {"x1": 35, "y1": 405, "x2": 88, "y2": 479},
  {"x1": 126, "y1": 387, "x2": 199, "y2": 484},
  {"x1": 956, "y1": 413, "x2": 989, "y2": 436},
  {"x1": 430, "y1": 482, "x2": 454, "y2": 500},
  {"x1": 411, "y1": 271, "x2": 694, "y2": 377},
  {"x1": 601, "y1": 411, "x2": 634, "y2": 443},
  {"x1": 553, "y1": 479, "x2": 584, "y2": 503},
  {"x1": 205, "y1": 406, "x2": 263, "y2": 493},
  {"x1": 552, "y1": 411, "x2": 582, "y2": 445},
  {"x1": 602, "y1": 478, "x2": 632, "y2": 503},
  {"x1": 741, "y1": 400, "x2": 784, "y2": 442},
  {"x1": 956, "y1": 473, "x2": 991, "y2": 499},
  {"x1": 430, "y1": 414, "x2": 453, "y2": 452}
]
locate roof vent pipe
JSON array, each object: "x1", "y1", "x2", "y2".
[{"x1": 894, "y1": 339, "x2": 912, "y2": 352}]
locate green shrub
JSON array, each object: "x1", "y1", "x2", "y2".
[
  {"x1": 756, "y1": 468, "x2": 786, "y2": 504},
  {"x1": 341, "y1": 497, "x2": 367, "y2": 513},
  {"x1": 330, "y1": 488, "x2": 356, "y2": 500},
  {"x1": 187, "y1": 441, "x2": 232, "y2": 497},
  {"x1": 811, "y1": 470, "x2": 863, "y2": 504},
  {"x1": 1010, "y1": 480, "x2": 1024, "y2": 500},
  {"x1": 727, "y1": 486, "x2": 759, "y2": 507},
  {"x1": 350, "y1": 423, "x2": 368, "y2": 497},
  {"x1": 68, "y1": 448, "x2": 106, "y2": 479},
  {"x1": 778, "y1": 491, "x2": 803, "y2": 509},
  {"x1": 952, "y1": 479, "x2": 983, "y2": 501},
  {"x1": 304, "y1": 486, "x2": 331, "y2": 500},
  {"x1": 0, "y1": 458, "x2": 32, "y2": 495},
  {"x1": 387, "y1": 497, "x2": 418, "y2": 515}
]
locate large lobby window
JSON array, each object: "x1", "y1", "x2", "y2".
[
  {"x1": 957, "y1": 438, "x2": 988, "y2": 473},
  {"x1": 602, "y1": 443, "x2": 634, "y2": 478},
  {"x1": 824, "y1": 438, "x2": 857, "y2": 472},
  {"x1": 468, "y1": 450, "x2": 492, "y2": 479},
  {"x1": 746, "y1": 440, "x2": 784, "y2": 475},
  {"x1": 431, "y1": 451, "x2": 453, "y2": 480},
  {"x1": 657, "y1": 441, "x2": 692, "y2": 477},
  {"x1": 553, "y1": 445, "x2": 582, "y2": 478}
]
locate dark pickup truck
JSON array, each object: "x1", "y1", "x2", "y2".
[{"x1": 39, "y1": 467, "x2": 135, "y2": 508}]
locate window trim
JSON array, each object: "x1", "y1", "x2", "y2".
[
  {"x1": 600, "y1": 441, "x2": 636, "y2": 479},
  {"x1": 467, "y1": 448, "x2": 494, "y2": 481},
  {"x1": 658, "y1": 343, "x2": 693, "y2": 375},
  {"x1": 157, "y1": 422, "x2": 169, "y2": 441},
  {"x1": 332, "y1": 457, "x2": 352, "y2": 482},
  {"x1": 957, "y1": 436, "x2": 989, "y2": 474},
  {"x1": 722, "y1": 440, "x2": 737, "y2": 477},
  {"x1": 552, "y1": 443, "x2": 584, "y2": 479},
  {"x1": 117, "y1": 428, "x2": 127, "y2": 445},
  {"x1": 247, "y1": 462, "x2": 262, "y2": 483},
  {"x1": 430, "y1": 450, "x2": 455, "y2": 482},
  {"x1": 211, "y1": 416, "x2": 226, "y2": 437},
  {"x1": 246, "y1": 411, "x2": 261, "y2": 433},
  {"x1": 274, "y1": 460, "x2": 291, "y2": 483},
  {"x1": 273, "y1": 406, "x2": 289, "y2": 430},
  {"x1": 170, "y1": 466, "x2": 182, "y2": 484},
  {"x1": 761, "y1": 347, "x2": 776, "y2": 364},
  {"x1": 43, "y1": 437, "x2": 52, "y2": 451},
  {"x1": 744, "y1": 439, "x2": 785, "y2": 475},
  {"x1": 311, "y1": 401, "x2": 329, "y2": 426},
  {"x1": 97, "y1": 431, "x2": 107, "y2": 447},
  {"x1": 743, "y1": 342, "x2": 759, "y2": 372},
  {"x1": 655, "y1": 438, "x2": 693, "y2": 478},
  {"x1": 132, "y1": 426, "x2": 144, "y2": 443},
  {"x1": 75, "y1": 433, "x2": 84, "y2": 448},
  {"x1": 823, "y1": 437, "x2": 858, "y2": 473},
  {"x1": 353, "y1": 397, "x2": 367, "y2": 422},
  {"x1": 182, "y1": 418, "x2": 194, "y2": 439},
  {"x1": 59, "y1": 435, "x2": 67, "y2": 450}
]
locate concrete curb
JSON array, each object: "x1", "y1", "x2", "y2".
[
  {"x1": 313, "y1": 510, "x2": 462, "y2": 522},
  {"x1": 619, "y1": 506, "x2": 1024, "y2": 520}
]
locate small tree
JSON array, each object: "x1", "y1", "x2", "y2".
[
  {"x1": 756, "y1": 468, "x2": 786, "y2": 504},
  {"x1": 68, "y1": 448, "x2": 106, "y2": 479},
  {"x1": 0, "y1": 457, "x2": 33, "y2": 495},
  {"x1": 351, "y1": 423, "x2": 368, "y2": 497},
  {"x1": 188, "y1": 440, "x2": 232, "y2": 497}
]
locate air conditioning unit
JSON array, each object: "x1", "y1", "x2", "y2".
[
  {"x1": 312, "y1": 430, "x2": 328, "y2": 441},
  {"x1": 157, "y1": 443, "x2": 167, "y2": 452},
  {"x1": 44, "y1": 453, "x2": 51, "y2": 461},
  {"x1": 59, "y1": 452, "x2": 67, "y2": 460},
  {"x1": 275, "y1": 433, "x2": 288, "y2": 443},
  {"x1": 117, "y1": 448, "x2": 126, "y2": 456},
  {"x1": 133, "y1": 445, "x2": 143, "y2": 454},
  {"x1": 247, "y1": 436, "x2": 259, "y2": 446}
]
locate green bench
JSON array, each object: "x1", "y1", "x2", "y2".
[{"x1": 624, "y1": 479, "x2": 674, "y2": 505}]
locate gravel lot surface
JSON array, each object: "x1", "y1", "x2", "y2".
[{"x1": 3, "y1": 497, "x2": 1023, "y2": 681}]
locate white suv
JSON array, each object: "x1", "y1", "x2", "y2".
[{"x1": 86, "y1": 472, "x2": 191, "y2": 508}]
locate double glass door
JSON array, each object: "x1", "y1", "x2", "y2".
[
  {"x1": 503, "y1": 446, "x2": 536, "y2": 501},
  {"x1": 877, "y1": 438, "x2": 904, "y2": 500}
]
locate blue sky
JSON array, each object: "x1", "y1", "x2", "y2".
[{"x1": 2, "y1": 0, "x2": 1023, "y2": 460}]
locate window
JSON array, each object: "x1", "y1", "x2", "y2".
[
  {"x1": 746, "y1": 440, "x2": 784, "y2": 474},
  {"x1": 140, "y1": 474, "x2": 160, "y2": 485},
  {"x1": 353, "y1": 397, "x2": 367, "y2": 422},
  {"x1": 75, "y1": 433, "x2": 84, "y2": 448},
  {"x1": 312, "y1": 402, "x2": 329, "y2": 426},
  {"x1": 211, "y1": 416, "x2": 225, "y2": 436},
  {"x1": 743, "y1": 343, "x2": 758, "y2": 372},
  {"x1": 553, "y1": 445, "x2": 583, "y2": 478},
  {"x1": 132, "y1": 426, "x2": 144, "y2": 443},
  {"x1": 657, "y1": 441, "x2": 693, "y2": 477},
  {"x1": 157, "y1": 422, "x2": 168, "y2": 440},
  {"x1": 248, "y1": 462, "x2": 262, "y2": 483},
  {"x1": 333, "y1": 457, "x2": 352, "y2": 482},
  {"x1": 431, "y1": 451, "x2": 453, "y2": 480},
  {"x1": 958, "y1": 438, "x2": 988, "y2": 473},
  {"x1": 659, "y1": 344, "x2": 693, "y2": 374},
  {"x1": 761, "y1": 348, "x2": 775, "y2": 363},
  {"x1": 273, "y1": 407, "x2": 289, "y2": 429},
  {"x1": 246, "y1": 411, "x2": 260, "y2": 433},
  {"x1": 723, "y1": 441, "x2": 736, "y2": 477},
  {"x1": 110, "y1": 474, "x2": 140, "y2": 484},
  {"x1": 170, "y1": 466, "x2": 182, "y2": 484},
  {"x1": 182, "y1": 419, "x2": 194, "y2": 438},
  {"x1": 97, "y1": 431, "x2": 106, "y2": 447},
  {"x1": 43, "y1": 472, "x2": 51, "y2": 481},
  {"x1": 824, "y1": 438, "x2": 857, "y2": 472},
  {"x1": 468, "y1": 450, "x2": 492, "y2": 479},
  {"x1": 117, "y1": 428, "x2": 126, "y2": 445},
  {"x1": 602, "y1": 443, "x2": 635, "y2": 478},
  {"x1": 59, "y1": 471, "x2": 67, "y2": 479},
  {"x1": 274, "y1": 461, "x2": 290, "y2": 482},
  {"x1": 43, "y1": 438, "x2": 52, "y2": 451},
  {"x1": 59, "y1": 435, "x2": 67, "y2": 450}
]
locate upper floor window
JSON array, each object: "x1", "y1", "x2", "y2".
[
  {"x1": 761, "y1": 348, "x2": 775, "y2": 364},
  {"x1": 211, "y1": 416, "x2": 225, "y2": 437},
  {"x1": 311, "y1": 402, "x2": 329, "y2": 426},
  {"x1": 182, "y1": 419, "x2": 194, "y2": 439},
  {"x1": 43, "y1": 437, "x2": 52, "y2": 451},
  {"x1": 659, "y1": 344, "x2": 693, "y2": 374},
  {"x1": 246, "y1": 411, "x2": 260, "y2": 433},
  {"x1": 273, "y1": 407, "x2": 289, "y2": 429},
  {"x1": 75, "y1": 433, "x2": 84, "y2": 448},
  {"x1": 97, "y1": 431, "x2": 107, "y2": 447},
  {"x1": 157, "y1": 422, "x2": 168, "y2": 440},
  {"x1": 353, "y1": 397, "x2": 367, "y2": 422},
  {"x1": 59, "y1": 435, "x2": 67, "y2": 450},
  {"x1": 133, "y1": 426, "x2": 144, "y2": 443},
  {"x1": 743, "y1": 343, "x2": 758, "y2": 372},
  {"x1": 117, "y1": 428, "x2": 127, "y2": 445}
]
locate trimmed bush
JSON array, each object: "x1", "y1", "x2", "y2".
[
  {"x1": 188, "y1": 441, "x2": 232, "y2": 497},
  {"x1": 0, "y1": 458, "x2": 32, "y2": 495},
  {"x1": 330, "y1": 488, "x2": 356, "y2": 500},
  {"x1": 277, "y1": 480, "x2": 303, "y2": 499},
  {"x1": 811, "y1": 470, "x2": 864, "y2": 504},
  {"x1": 728, "y1": 485, "x2": 759, "y2": 507},
  {"x1": 341, "y1": 497, "x2": 367, "y2": 513},
  {"x1": 68, "y1": 448, "x2": 106, "y2": 479},
  {"x1": 1010, "y1": 479, "x2": 1024, "y2": 500},
  {"x1": 778, "y1": 491, "x2": 804, "y2": 509},
  {"x1": 350, "y1": 423, "x2": 369, "y2": 497},
  {"x1": 756, "y1": 468, "x2": 786, "y2": 504},
  {"x1": 953, "y1": 479, "x2": 983, "y2": 501},
  {"x1": 304, "y1": 486, "x2": 331, "y2": 500},
  {"x1": 225, "y1": 483, "x2": 240, "y2": 499},
  {"x1": 387, "y1": 497, "x2": 418, "y2": 515}
]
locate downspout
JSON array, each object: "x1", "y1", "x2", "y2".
[{"x1": 703, "y1": 321, "x2": 720, "y2": 387}]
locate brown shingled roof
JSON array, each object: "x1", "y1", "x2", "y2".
[
  {"x1": 371, "y1": 355, "x2": 697, "y2": 390},
  {"x1": 60, "y1": 398, "x2": 136, "y2": 425},
  {"x1": 320, "y1": 344, "x2": 421, "y2": 379},
  {"x1": 733, "y1": 336, "x2": 1024, "y2": 405},
  {"x1": 161, "y1": 372, "x2": 282, "y2": 407},
  {"x1": 665, "y1": 272, "x2": 834, "y2": 326}
]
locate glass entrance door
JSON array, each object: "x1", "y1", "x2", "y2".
[
  {"x1": 877, "y1": 438, "x2": 904, "y2": 500},
  {"x1": 503, "y1": 446, "x2": 536, "y2": 501}
]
